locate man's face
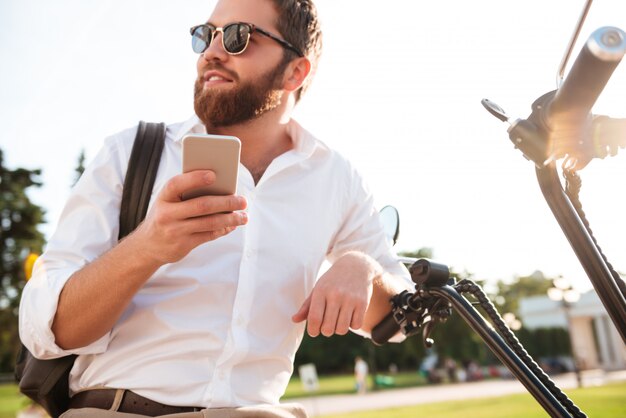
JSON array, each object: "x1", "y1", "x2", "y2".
[
  {"x1": 193, "y1": 0, "x2": 290, "y2": 128},
  {"x1": 194, "y1": 55, "x2": 288, "y2": 129}
]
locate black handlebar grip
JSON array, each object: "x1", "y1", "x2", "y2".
[
  {"x1": 371, "y1": 311, "x2": 400, "y2": 346},
  {"x1": 549, "y1": 27, "x2": 626, "y2": 121}
]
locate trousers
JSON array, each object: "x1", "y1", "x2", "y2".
[
  {"x1": 61, "y1": 390, "x2": 307, "y2": 418},
  {"x1": 61, "y1": 405, "x2": 307, "y2": 418}
]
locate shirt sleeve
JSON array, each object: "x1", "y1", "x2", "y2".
[
  {"x1": 326, "y1": 160, "x2": 413, "y2": 341},
  {"x1": 19, "y1": 132, "x2": 130, "y2": 359},
  {"x1": 327, "y1": 161, "x2": 411, "y2": 282}
]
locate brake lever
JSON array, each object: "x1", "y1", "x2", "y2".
[{"x1": 481, "y1": 98, "x2": 510, "y2": 123}]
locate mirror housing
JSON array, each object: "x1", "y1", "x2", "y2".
[{"x1": 379, "y1": 205, "x2": 400, "y2": 246}]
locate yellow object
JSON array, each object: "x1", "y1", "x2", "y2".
[{"x1": 24, "y1": 253, "x2": 39, "y2": 281}]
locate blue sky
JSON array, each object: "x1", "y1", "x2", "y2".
[{"x1": 2, "y1": 0, "x2": 626, "y2": 291}]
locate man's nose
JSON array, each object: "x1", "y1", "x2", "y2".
[{"x1": 202, "y1": 33, "x2": 228, "y2": 61}]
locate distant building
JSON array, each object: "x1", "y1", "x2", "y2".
[{"x1": 519, "y1": 291, "x2": 626, "y2": 370}]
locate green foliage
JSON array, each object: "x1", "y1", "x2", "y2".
[
  {"x1": 429, "y1": 309, "x2": 493, "y2": 364},
  {"x1": 0, "y1": 383, "x2": 29, "y2": 418},
  {"x1": 293, "y1": 333, "x2": 424, "y2": 375},
  {"x1": 295, "y1": 332, "x2": 367, "y2": 374},
  {"x1": 517, "y1": 327, "x2": 571, "y2": 357},
  {"x1": 72, "y1": 149, "x2": 86, "y2": 186},
  {"x1": 0, "y1": 149, "x2": 46, "y2": 373},
  {"x1": 370, "y1": 332, "x2": 424, "y2": 371},
  {"x1": 491, "y1": 271, "x2": 554, "y2": 315},
  {"x1": 398, "y1": 247, "x2": 433, "y2": 260}
]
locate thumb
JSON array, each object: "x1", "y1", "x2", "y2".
[{"x1": 292, "y1": 295, "x2": 311, "y2": 323}]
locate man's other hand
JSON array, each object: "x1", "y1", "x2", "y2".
[{"x1": 292, "y1": 252, "x2": 381, "y2": 337}]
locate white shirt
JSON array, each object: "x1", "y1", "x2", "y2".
[{"x1": 19, "y1": 116, "x2": 410, "y2": 408}]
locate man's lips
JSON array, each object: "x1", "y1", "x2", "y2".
[{"x1": 203, "y1": 70, "x2": 235, "y2": 85}]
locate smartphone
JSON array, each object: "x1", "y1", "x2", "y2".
[{"x1": 181, "y1": 133, "x2": 241, "y2": 200}]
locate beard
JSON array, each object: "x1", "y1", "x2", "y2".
[{"x1": 194, "y1": 59, "x2": 289, "y2": 128}]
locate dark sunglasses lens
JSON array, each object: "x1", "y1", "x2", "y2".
[
  {"x1": 223, "y1": 24, "x2": 251, "y2": 53},
  {"x1": 191, "y1": 26, "x2": 211, "y2": 53}
]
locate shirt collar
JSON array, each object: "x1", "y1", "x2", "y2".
[
  {"x1": 172, "y1": 115, "x2": 207, "y2": 142},
  {"x1": 285, "y1": 118, "x2": 317, "y2": 158},
  {"x1": 172, "y1": 115, "x2": 318, "y2": 159}
]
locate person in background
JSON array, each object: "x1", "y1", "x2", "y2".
[{"x1": 354, "y1": 356, "x2": 369, "y2": 394}]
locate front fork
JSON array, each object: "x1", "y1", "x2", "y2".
[{"x1": 383, "y1": 259, "x2": 585, "y2": 418}]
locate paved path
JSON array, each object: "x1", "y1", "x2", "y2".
[{"x1": 285, "y1": 370, "x2": 626, "y2": 417}]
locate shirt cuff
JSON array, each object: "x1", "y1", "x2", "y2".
[{"x1": 19, "y1": 263, "x2": 111, "y2": 359}]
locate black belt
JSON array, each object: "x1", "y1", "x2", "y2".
[{"x1": 69, "y1": 389, "x2": 203, "y2": 417}]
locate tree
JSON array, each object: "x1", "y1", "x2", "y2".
[
  {"x1": 0, "y1": 149, "x2": 46, "y2": 372},
  {"x1": 491, "y1": 270, "x2": 555, "y2": 316},
  {"x1": 72, "y1": 149, "x2": 86, "y2": 186},
  {"x1": 398, "y1": 247, "x2": 433, "y2": 260},
  {"x1": 489, "y1": 271, "x2": 574, "y2": 361}
]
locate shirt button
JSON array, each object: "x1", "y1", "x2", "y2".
[{"x1": 245, "y1": 248, "x2": 255, "y2": 258}]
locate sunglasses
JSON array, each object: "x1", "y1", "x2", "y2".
[{"x1": 190, "y1": 22, "x2": 303, "y2": 57}]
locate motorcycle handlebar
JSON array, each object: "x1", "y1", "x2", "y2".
[
  {"x1": 548, "y1": 26, "x2": 626, "y2": 121},
  {"x1": 371, "y1": 311, "x2": 400, "y2": 346}
]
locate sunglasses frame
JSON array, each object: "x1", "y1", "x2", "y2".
[{"x1": 190, "y1": 22, "x2": 304, "y2": 57}]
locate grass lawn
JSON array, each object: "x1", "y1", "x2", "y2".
[
  {"x1": 320, "y1": 382, "x2": 626, "y2": 418},
  {"x1": 282, "y1": 372, "x2": 427, "y2": 399},
  {"x1": 0, "y1": 384, "x2": 29, "y2": 418},
  {"x1": 2, "y1": 380, "x2": 624, "y2": 418}
]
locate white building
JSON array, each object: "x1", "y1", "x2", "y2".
[{"x1": 519, "y1": 291, "x2": 626, "y2": 370}]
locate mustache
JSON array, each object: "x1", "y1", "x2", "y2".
[{"x1": 199, "y1": 63, "x2": 239, "y2": 82}]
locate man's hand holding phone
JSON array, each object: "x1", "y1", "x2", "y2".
[
  {"x1": 130, "y1": 133, "x2": 243, "y2": 266},
  {"x1": 134, "y1": 169, "x2": 247, "y2": 266}
]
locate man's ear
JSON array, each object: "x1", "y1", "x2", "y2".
[{"x1": 283, "y1": 57, "x2": 311, "y2": 92}]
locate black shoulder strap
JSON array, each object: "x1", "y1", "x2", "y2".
[{"x1": 119, "y1": 121, "x2": 166, "y2": 240}]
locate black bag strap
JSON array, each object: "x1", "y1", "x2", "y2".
[
  {"x1": 119, "y1": 121, "x2": 166, "y2": 239},
  {"x1": 15, "y1": 121, "x2": 167, "y2": 418}
]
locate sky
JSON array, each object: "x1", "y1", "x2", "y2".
[{"x1": 1, "y1": 0, "x2": 626, "y2": 293}]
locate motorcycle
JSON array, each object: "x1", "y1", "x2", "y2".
[{"x1": 373, "y1": 1, "x2": 626, "y2": 416}]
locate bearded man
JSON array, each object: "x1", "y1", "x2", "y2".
[{"x1": 20, "y1": 1, "x2": 412, "y2": 417}]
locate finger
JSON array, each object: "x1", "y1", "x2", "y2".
[
  {"x1": 350, "y1": 302, "x2": 366, "y2": 331},
  {"x1": 190, "y1": 226, "x2": 238, "y2": 246},
  {"x1": 334, "y1": 306, "x2": 353, "y2": 336},
  {"x1": 160, "y1": 171, "x2": 216, "y2": 202},
  {"x1": 292, "y1": 295, "x2": 311, "y2": 323},
  {"x1": 181, "y1": 210, "x2": 248, "y2": 234},
  {"x1": 306, "y1": 293, "x2": 326, "y2": 337},
  {"x1": 183, "y1": 195, "x2": 248, "y2": 219},
  {"x1": 320, "y1": 298, "x2": 340, "y2": 337}
]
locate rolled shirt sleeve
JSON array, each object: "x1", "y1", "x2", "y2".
[{"x1": 19, "y1": 132, "x2": 131, "y2": 358}]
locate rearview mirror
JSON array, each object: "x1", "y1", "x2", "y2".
[{"x1": 379, "y1": 205, "x2": 400, "y2": 246}]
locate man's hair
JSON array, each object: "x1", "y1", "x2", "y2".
[{"x1": 269, "y1": 0, "x2": 323, "y2": 102}]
